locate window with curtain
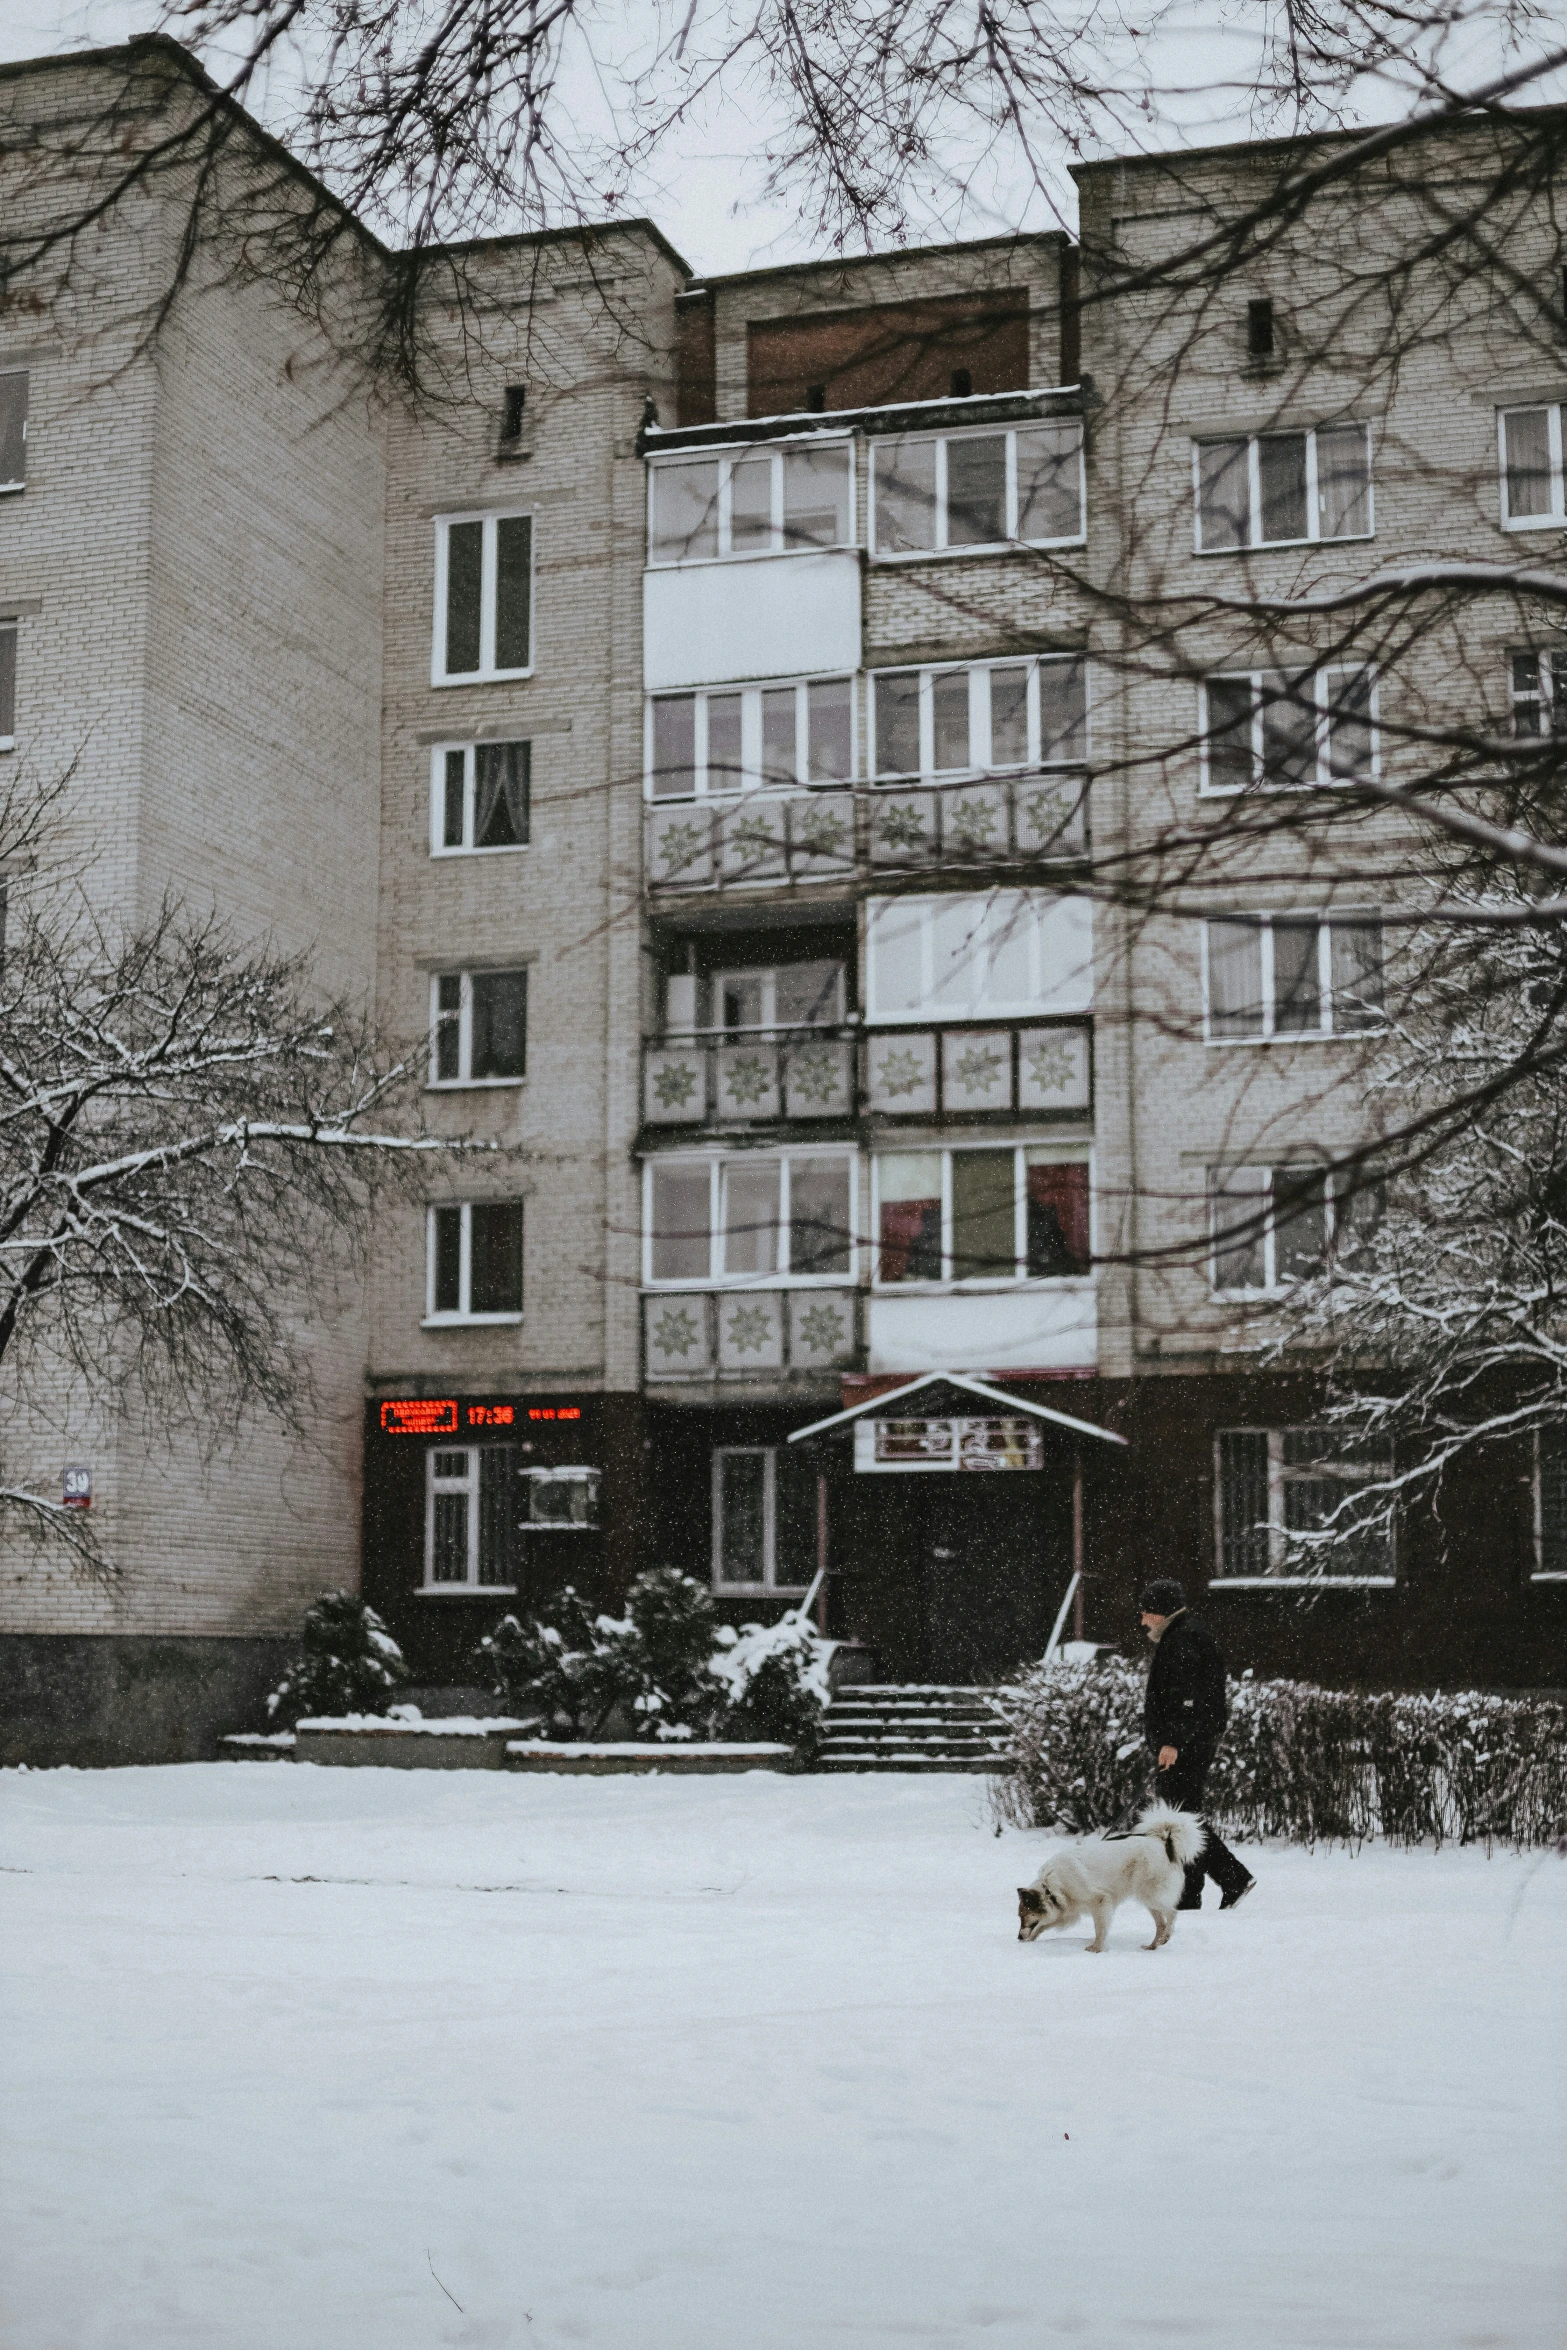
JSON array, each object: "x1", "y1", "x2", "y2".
[{"x1": 431, "y1": 741, "x2": 532, "y2": 854}]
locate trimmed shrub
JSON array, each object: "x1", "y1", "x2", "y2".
[
  {"x1": 473, "y1": 1586, "x2": 623, "y2": 1738},
  {"x1": 711, "y1": 1615, "x2": 833, "y2": 1755},
  {"x1": 266, "y1": 1592, "x2": 409, "y2": 1726},
  {"x1": 996, "y1": 1656, "x2": 1567, "y2": 1849}
]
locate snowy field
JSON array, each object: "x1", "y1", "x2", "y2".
[{"x1": 1, "y1": 1766, "x2": 1563, "y2": 2350}]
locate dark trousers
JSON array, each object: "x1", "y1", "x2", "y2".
[{"x1": 1154, "y1": 1746, "x2": 1251, "y2": 1904}]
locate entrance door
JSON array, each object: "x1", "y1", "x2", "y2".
[{"x1": 919, "y1": 1478, "x2": 1064, "y2": 1683}]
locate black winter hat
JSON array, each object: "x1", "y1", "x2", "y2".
[{"x1": 1140, "y1": 1578, "x2": 1187, "y2": 1616}]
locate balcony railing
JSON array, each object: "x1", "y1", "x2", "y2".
[
  {"x1": 644, "y1": 771, "x2": 1088, "y2": 894},
  {"x1": 642, "y1": 1019, "x2": 1092, "y2": 1128},
  {"x1": 643, "y1": 1287, "x2": 863, "y2": 1381}
]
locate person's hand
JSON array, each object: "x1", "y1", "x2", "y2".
[{"x1": 1158, "y1": 1746, "x2": 1178, "y2": 1770}]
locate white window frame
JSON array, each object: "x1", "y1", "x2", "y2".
[
  {"x1": 429, "y1": 741, "x2": 531, "y2": 856},
  {"x1": 646, "y1": 437, "x2": 856, "y2": 566},
  {"x1": 869, "y1": 655, "x2": 1088, "y2": 779},
  {"x1": 0, "y1": 371, "x2": 25, "y2": 495},
  {"x1": 428, "y1": 970, "x2": 528, "y2": 1089},
  {"x1": 871, "y1": 1140, "x2": 1094, "y2": 1290},
  {"x1": 424, "y1": 1202, "x2": 525, "y2": 1326},
  {"x1": 1191, "y1": 424, "x2": 1373, "y2": 553},
  {"x1": 641, "y1": 1149, "x2": 860, "y2": 1288},
  {"x1": 863, "y1": 890, "x2": 1095, "y2": 1024},
  {"x1": 1498, "y1": 405, "x2": 1566, "y2": 531},
  {"x1": 432, "y1": 509, "x2": 534, "y2": 684},
  {"x1": 868, "y1": 421, "x2": 1087, "y2": 558},
  {"x1": 644, "y1": 674, "x2": 858, "y2": 800},
  {"x1": 711, "y1": 1446, "x2": 814, "y2": 1592},
  {"x1": 707, "y1": 960, "x2": 847, "y2": 1033},
  {"x1": 1197, "y1": 666, "x2": 1378, "y2": 794},
  {"x1": 1212, "y1": 1426, "x2": 1396, "y2": 1587},
  {"x1": 421, "y1": 1446, "x2": 519, "y2": 1595},
  {"x1": 1507, "y1": 647, "x2": 1566, "y2": 736},
  {"x1": 1533, "y1": 1428, "x2": 1567, "y2": 1581},
  {"x1": 1208, "y1": 1164, "x2": 1368, "y2": 1296},
  {"x1": 1200, "y1": 909, "x2": 1384, "y2": 1044}
]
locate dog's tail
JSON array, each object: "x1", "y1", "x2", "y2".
[{"x1": 1136, "y1": 1803, "x2": 1206, "y2": 1869}]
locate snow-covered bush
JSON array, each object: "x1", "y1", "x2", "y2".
[
  {"x1": 996, "y1": 1656, "x2": 1567, "y2": 1849},
  {"x1": 475, "y1": 1571, "x2": 833, "y2": 1750},
  {"x1": 710, "y1": 1614, "x2": 834, "y2": 1755},
  {"x1": 266, "y1": 1591, "x2": 409, "y2": 1726}
]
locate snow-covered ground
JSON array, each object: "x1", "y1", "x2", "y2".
[{"x1": 1, "y1": 1766, "x2": 1562, "y2": 2350}]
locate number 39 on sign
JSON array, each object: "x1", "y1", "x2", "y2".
[{"x1": 62, "y1": 1465, "x2": 91, "y2": 1510}]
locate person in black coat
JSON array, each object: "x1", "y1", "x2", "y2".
[{"x1": 1140, "y1": 1578, "x2": 1256, "y2": 1910}]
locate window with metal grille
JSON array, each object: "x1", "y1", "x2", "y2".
[
  {"x1": 424, "y1": 1446, "x2": 518, "y2": 1588},
  {"x1": 1214, "y1": 1426, "x2": 1394, "y2": 1583}
]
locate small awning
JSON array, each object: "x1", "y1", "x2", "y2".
[{"x1": 786, "y1": 1370, "x2": 1128, "y2": 1448}]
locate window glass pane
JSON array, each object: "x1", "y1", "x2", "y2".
[
  {"x1": 866, "y1": 898, "x2": 925, "y2": 1016},
  {"x1": 945, "y1": 434, "x2": 1008, "y2": 546},
  {"x1": 1217, "y1": 1430, "x2": 1272, "y2": 1577},
  {"x1": 1203, "y1": 676, "x2": 1255, "y2": 791},
  {"x1": 931, "y1": 669, "x2": 971, "y2": 771},
  {"x1": 1538, "y1": 1432, "x2": 1567, "y2": 1575},
  {"x1": 652, "y1": 459, "x2": 720, "y2": 560},
  {"x1": 1024, "y1": 1156, "x2": 1090, "y2": 1275},
  {"x1": 873, "y1": 672, "x2": 922, "y2": 776},
  {"x1": 1197, "y1": 439, "x2": 1249, "y2": 550},
  {"x1": 432, "y1": 1206, "x2": 462, "y2": 1313},
  {"x1": 1330, "y1": 915, "x2": 1385, "y2": 1030},
  {"x1": 720, "y1": 1159, "x2": 781, "y2": 1276},
  {"x1": 719, "y1": 973, "x2": 767, "y2": 1030},
  {"x1": 1206, "y1": 918, "x2": 1264, "y2": 1038},
  {"x1": 874, "y1": 437, "x2": 937, "y2": 553},
  {"x1": 1038, "y1": 660, "x2": 1087, "y2": 764},
  {"x1": 929, "y1": 895, "x2": 989, "y2": 1010},
  {"x1": 444, "y1": 520, "x2": 483, "y2": 675},
  {"x1": 1281, "y1": 1427, "x2": 1391, "y2": 1575},
  {"x1": 495, "y1": 516, "x2": 532, "y2": 669},
  {"x1": 1271, "y1": 920, "x2": 1322, "y2": 1034},
  {"x1": 730, "y1": 456, "x2": 774, "y2": 553},
  {"x1": 789, "y1": 1157, "x2": 851, "y2": 1276},
  {"x1": 1210, "y1": 1168, "x2": 1268, "y2": 1290},
  {"x1": 1015, "y1": 421, "x2": 1082, "y2": 541},
  {"x1": 1260, "y1": 679, "x2": 1319, "y2": 787},
  {"x1": 431, "y1": 1489, "x2": 470, "y2": 1583},
  {"x1": 783, "y1": 443, "x2": 851, "y2": 548},
  {"x1": 650, "y1": 1163, "x2": 712, "y2": 1280},
  {"x1": 985, "y1": 894, "x2": 1031, "y2": 1005},
  {"x1": 0, "y1": 625, "x2": 16, "y2": 740},
  {"x1": 716, "y1": 1452, "x2": 767, "y2": 1584},
  {"x1": 761, "y1": 688, "x2": 797, "y2": 788},
  {"x1": 0, "y1": 373, "x2": 25, "y2": 488},
  {"x1": 805, "y1": 678, "x2": 852, "y2": 782},
  {"x1": 435, "y1": 973, "x2": 462, "y2": 1080},
  {"x1": 1273, "y1": 1167, "x2": 1330, "y2": 1281},
  {"x1": 706, "y1": 693, "x2": 744, "y2": 792},
  {"x1": 774, "y1": 960, "x2": 843, "y2": 1026},
  {"x1": 651, "y1": 697, "x2": 697, "y2": 798},
  {"x1": 442, "y1": 748, "x2": 466, "y2": 846},
  {"x1": 478, "y1": 1448, "x2": 516, "y2": 1585},
  {"x1": 1316, "y1": 427, "x2": 1369, "y2": 538},
  {"x1": 773, "y1": 1446, "x2": 818, "y2": 1586},
  {"x1": 471, "y1": 970, "x2": 527, "y2": 1078},
  {"x1": 1511, "y1": 651, "x2": 1545, "y2": 736},
  {"x1": 989, "y1": 665, "x2": 1029, "y2": 767},
  {"x1": 878, "y1": 1153, "x2": 942, "y2": 1282},
  {"x1": 1504, "y1": 409, "x2": 1552, "y2": 519},
  {"x1": 475, "y1": 740, "x2": 530, "y2": 846},
  {"x1": 950, "y1": 1149, "x2": 1017, "y2": 1279},
  {"x1": 1322, "y1": 669, "x2": 1373, "y2": 781},
  {"x1": 469, "y1": 1202, "x2": 524, "y2": 1314},
  {"x1": 1257, "y1": 434, "x2": 1308, "y2": 542}
]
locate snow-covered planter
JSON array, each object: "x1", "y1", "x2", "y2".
[
  {"x1": 265, "y1": 1592, "x2": 409, "y2": 1728},
  {"x1": 996, "y1": 1656, "x2": 1567, "y2": 1849}
]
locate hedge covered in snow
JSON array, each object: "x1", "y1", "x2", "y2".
[{"x1": 995, "y1": 1655, "x2": 1567, "y2": 1849}]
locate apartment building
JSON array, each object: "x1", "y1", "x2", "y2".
[{"x1": 1, "y1": 43, "x2": 1561, "y2": 1758}]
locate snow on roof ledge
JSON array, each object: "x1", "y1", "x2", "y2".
[{"x1": 785, "y1": 1371, "x2": 1128, "y2": 1447}]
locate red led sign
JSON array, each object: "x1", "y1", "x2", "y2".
[
  {"x1": 380, "y1": 1399, "x2": 458, "y2": 1436},
  {"x1": 466, "y1": 1404, "x2": 515, "y2": 1427},
  {"x1": 528, "y1": 1406, "x2": 582, "y2": 1421}
]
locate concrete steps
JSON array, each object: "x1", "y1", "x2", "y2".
[{"x1": 815, "y1": 1684, "x2": 1017, "y2": 1773}]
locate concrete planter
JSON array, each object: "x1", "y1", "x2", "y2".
[
  {"x1": 504, "y1": 1740, "x2": 794, "y2": 1775},
  {"x1": 292, "y1": 1716, "x2": 525, "y2": 1769}
]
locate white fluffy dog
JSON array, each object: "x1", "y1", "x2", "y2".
[{"x1": 1016, "y1": 1805, "x2": 1206, "y2": 1952}]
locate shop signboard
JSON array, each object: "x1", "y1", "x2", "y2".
[{"x1": 853, "y1": 1415, "x2": 1044, "y2": 1472}]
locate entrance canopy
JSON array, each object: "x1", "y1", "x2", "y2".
[{"x1": 786, "y1": 1371, "x2": 1128, "y2": 1451}]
